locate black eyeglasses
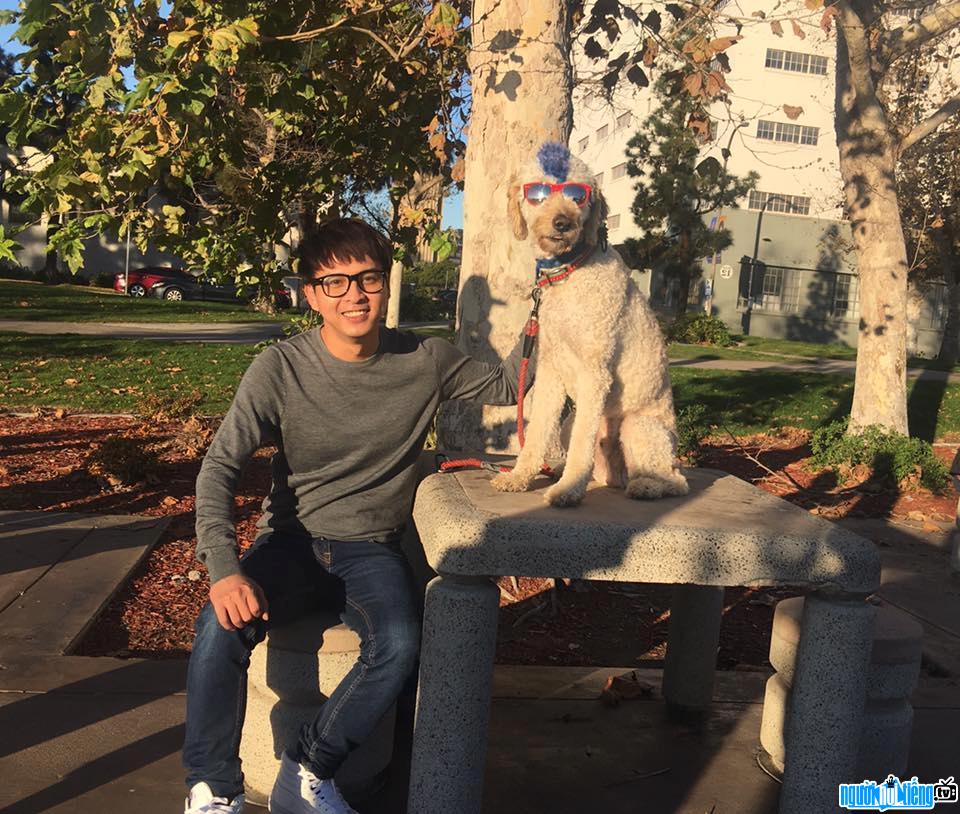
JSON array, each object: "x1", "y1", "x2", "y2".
[{"x1": 308, "y1": 270, "x2": 387, "y2": 298}]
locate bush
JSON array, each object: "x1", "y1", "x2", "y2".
[
  {"x1": 666, "y1": 313, "x2": 733, "y2": 346},
  {"x1": 676, "y1": 403, "x2": 709, "y2": 462},
  {"x1": 809, "y1": 419, "x2": 949, "y2": 491},
  {"x1": 0, "y1": 260, "x2": 34, "y2": 281},
  {"x1": 92, "y1": 272, "x2": 116, "y2": 289},
  {"x1": 86, "y1": 436, "x2": 159, "y2": 486}
]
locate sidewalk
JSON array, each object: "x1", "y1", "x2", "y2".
[{"x1": 0, "y1": 509, "x2": 957, "y2": 813}]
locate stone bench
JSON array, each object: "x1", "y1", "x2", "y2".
[
  {"x1": 239, "y1": 610, "x2": 395, "y2": 806},
  {"x1": 760, "y1": 596, "x2": 922, "y2": 781},
  {"x1": 407, "y1": 467, "x2": 881, "y2": 814}
]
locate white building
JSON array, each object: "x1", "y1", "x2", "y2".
[{"x1": 569, "y1": 0, "x2": 950, "y2": 355}]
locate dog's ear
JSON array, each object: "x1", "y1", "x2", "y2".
[
  {"x1": 583, "y1": 186, "x2": 609, "y2": 247},
  {"x1": 507, "y1": 179, "x2": 528, "y2": 241}
]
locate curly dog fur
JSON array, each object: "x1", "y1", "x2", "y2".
[{"x1": 491, "y1": 143, "x2": 688, "y2": 507}]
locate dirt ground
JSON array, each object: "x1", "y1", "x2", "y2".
[{"x1": 1, "y1": 413, "x2": 954, "y2": 669}]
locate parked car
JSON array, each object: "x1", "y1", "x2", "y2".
[
  {"x1": 149, "y1": 276, "x2": 248, "y2": 303},
  {"x1": 434, "y1": 288, "x2": 457, "y2": 318},
  {"x1": 150, "y1": 277, "x2": 292, "y2": 308},
  {"x1": 114, "y1": 267, "x2": 194, "y2": 297}
]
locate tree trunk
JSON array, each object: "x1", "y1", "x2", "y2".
[
  {"x1": 437, "y1": 0, "x2": 572, "y2": 452},
  {"x1": 386, "y1": 258, "x2": 403, "y2": 328},
  {"x1": 837, "y1": 3, "x2": 910, "y2": 435}
]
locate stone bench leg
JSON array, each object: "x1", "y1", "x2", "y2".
[
  {"x1": 662, "y1": 584, "x2": 724, "y2": 718},
  {"x1": 408, "y1": 575, "x2": 500, "y2": 814},
  {"x1": 780, "y1": 591, "x2": 875, "y2": 814}
]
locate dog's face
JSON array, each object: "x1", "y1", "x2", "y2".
[{"x1": 507, "y1": 144, "x2": 608, "y2": 258}]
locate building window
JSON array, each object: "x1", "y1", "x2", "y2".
[
  {"x1": 592, "y1": 172, "x2": 603, "y2": 187},
  {"x1": 759, "y1": 266, "x2": 801, "y2": 313},
  {"x1": 831, "y1": 274, "x2": 860, "y2": 320},
  {"x1": 747, "y1": 190, "x2": 811, "y2": 215},
  {"x1": 578, "y1": 136, "x2": 589, "y2": 153},
  {"x1": 765, "y1": 48, "x2": 828, "y2": 76},
  {"x1": 756, "y1": 119, "x2": 819, "y2": 146},
  {"x1": 615, "y1": 112, "x2": 632, "y2": 130},
  {"x1": 612, "y1": 162, "x2": 628, "y2": 180},
  {"x1": 596, "y1": 124, "x2": 608, "y2": 140},
  {"x1": 608, "y1": 214, "x2": 621, "y2": 229}
]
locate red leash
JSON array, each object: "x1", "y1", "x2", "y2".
[{"x1": 440, "y1": 248, "x2": 594, "y2": 476}]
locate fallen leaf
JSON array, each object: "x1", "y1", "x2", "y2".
[
  {"x1": 64, "y1": 378, "x2": 78, "y2": 386},
  {"x1": 600, "y1": 671, "x2": 655, "y2": 707},
  {"x1": 164, "y1": 367, "x2": 184, "y2": 373},
  {"x1": 35, "y1": 359, "x2": 49, "y2": 367},
  {"x1": 162, "y1": 495, "x2": 180, "y2": 507},
  {"x1": 53, "y1": 407, "x2": 68, "y2": 419},
  {"x1": 922, "y1": 521, "x2": 943, "y2": 534},
  {"x1": 907, "y1": 510, "x2": 926, "y2": 522}
]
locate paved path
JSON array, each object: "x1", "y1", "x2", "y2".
[
  {"x1": 0, "y1": 508, "x2": 957, "y2": 812},
  {"x1": 0, "y1": 319, "x2": 452, "y2": 344},
  {"x1": 4, "y1": 319, "x2": 957, "y2": 381}
]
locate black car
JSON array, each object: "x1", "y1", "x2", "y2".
[{"x1": 149, "y1": 276, "x2": 249, "y2": 303}]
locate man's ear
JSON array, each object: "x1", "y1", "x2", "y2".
[
  {"x1": 507, "y1": 179, "x2": 528, "y2": 241},
  {"x1": 583, "y1": 186, "x2": 609, "y2": 247}
]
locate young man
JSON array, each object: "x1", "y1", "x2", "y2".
[{"x1": 183, "y1": 218, "x2": 531, "y2": 814}]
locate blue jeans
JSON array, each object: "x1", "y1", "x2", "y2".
[{"x1": 182, "y1": 535, "x2": 421, "y2": 797}]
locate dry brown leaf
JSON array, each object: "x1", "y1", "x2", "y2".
[
  {"x1": 450, "y1": 157, "x2": 465, "y2": 183},
  {"x1": 600, "y1": 671, "x2": 655, "y2": 707},
  {"x1": 791, "y1": 19, "x2": 806, "y2": 39},
  {"x1": 706, "y1": 71, "x2": 731, "y2": 97},
  {"x1": 770, "y1": 19, "x2": 784, "y2": 37},
  {"x1": 64, "y1": 378, "x2": 78, "y2": 386},
  {"x1": 783, "y1": 104, "x2": 804, "y2": 120},
  {"x1": 53, "y1": 407, "x2": 68, "y2": 419},
  {"x1": 642, "y1": 36, "x2": 659, "y2": 68},
  {"x1": 162, "y1": 495, "x2": 180, "y2": 507},
  {"x1": 820, "y1": 5, "x2": 838, "y2": 34},
  {"x1": 708, "y1": 36, "x2": 739, "y2": 52},
  {"x1": 164, "y1": 366, "x2": 184, "y2": 373},
  {"x1": 805, "y1": 0, "x2": 823, "y2": 9},
  {"x1": 682, "y1": 72, "x2": 703, "y2": 97}
]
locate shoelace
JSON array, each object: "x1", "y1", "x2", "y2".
[
  {"x1": 193, "y1": 798, "x2": 236, "y2": 814},
  {"x1": 306, "y1": 775, "x2": 353, "y2": 813}
]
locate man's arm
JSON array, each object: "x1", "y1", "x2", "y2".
[
  {"x1": 195, "y1": 345, "x2": 284, "y2": 628},
  {"x1": 425, "y1": 330, "x2": 536, "y2": 405}
]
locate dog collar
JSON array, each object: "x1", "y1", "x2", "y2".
[{"x1": 535, "y1": 244, "x2": 595, "y2": 288}]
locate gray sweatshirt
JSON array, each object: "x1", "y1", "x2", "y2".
[{"x1": 195, "y1": 327, "x2": 528, "y2": 583}]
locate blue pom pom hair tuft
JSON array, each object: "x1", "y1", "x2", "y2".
[{"x1": 536, "y1": 142, "x2": 571, "y2": 182}]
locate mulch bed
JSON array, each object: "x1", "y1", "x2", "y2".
[{"x1": 1, "y1": 414, "x2": 955, "y2": 668}]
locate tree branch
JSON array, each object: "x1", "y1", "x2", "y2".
[
  {"x1": 899, "y1": 93, "x2": 960, "y2": 153},
  {"x1": 880, "y1": 0, "x2": 960, "y2": 63},
  {"x1": 837, "y1": 1, "x2": 887, "y2": 131}
]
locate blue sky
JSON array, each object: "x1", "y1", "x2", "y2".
[{"x1": 0, "y1": 1, "x2": 466, "y2": 230}]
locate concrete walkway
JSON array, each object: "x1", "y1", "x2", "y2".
[
  {"x1": 0, "y1": 509, "x2": 957, "y2": 813},
  {"x1": 0, "y1": 319, "x2": 453, "y2": 344}
]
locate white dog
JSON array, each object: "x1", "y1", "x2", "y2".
[{"x1": 490, "y1": 141, "x2": 688, "y2": 507}]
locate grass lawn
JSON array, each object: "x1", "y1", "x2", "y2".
[
  {"x1": 3, "y1": 331, "x2": 958, "y2": 441},
  {"x1": 0, "y1": 279, "x2": 286, "y2": 323}
]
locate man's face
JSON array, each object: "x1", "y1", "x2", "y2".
[{"x1": 303, "y1": 255, "x2": 387, "y2": 344}]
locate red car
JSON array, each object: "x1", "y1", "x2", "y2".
[{"x1": 114, "y1": 267, "x2": 195, "y2": 297}]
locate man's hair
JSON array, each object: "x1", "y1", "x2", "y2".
[{"x1": 297, "y1": 218, "x2": 392, "y2": 279}]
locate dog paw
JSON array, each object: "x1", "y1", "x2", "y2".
[
  {"x1": 491, "y1": 472, "x2": 532, "y2": 493},
  {"x1": 625, "y1": 474, "x2": 689, "y2": 500},
  {"x1": 544, "y1": 481, "x2": 585, "y2": 507}
]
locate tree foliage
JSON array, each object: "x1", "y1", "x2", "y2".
[
  {"x1": 622, "y1": 77, "x2": 757, "y2": 316},
  {"x1": 0, "y1": 2, "x2": 467, "y2": 291}
]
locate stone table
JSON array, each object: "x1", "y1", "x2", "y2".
[{"x1": 407, "y1": 467, "x2": 881, "y2": 814}]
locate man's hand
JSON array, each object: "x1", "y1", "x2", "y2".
[{"x1": 209, "y1": 574, "x2": 269, "y2": 631}]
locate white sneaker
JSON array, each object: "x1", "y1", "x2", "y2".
[
  {"x1": 269, "y1": 752, "x2": 357, "y2": 814},
  {"x1": 184, "y1": 781, "x2": 245, "y2": 813}
]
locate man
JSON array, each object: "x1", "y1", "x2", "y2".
[{"x1": 183, "y1": 218, "x2": 531, "y2": 814}]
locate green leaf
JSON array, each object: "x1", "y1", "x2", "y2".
[
  {"x1": 0, "y1": 225, "x2": 23, "y2": 263},
  {"x1": 168, "y1": 29, "x2": 201, "y2": 49},
  {"x1": 0, "y1": 9, "x2": 17, "y2": 25}
]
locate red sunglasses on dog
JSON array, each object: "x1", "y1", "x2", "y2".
[{"x1": 522, "y1": 182, "x2": 593, "y2": 208}]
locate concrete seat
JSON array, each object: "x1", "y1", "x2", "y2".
[
  {"x1": 760, "y1": 596, "x2": 922, "y2": 780},
  {"x1": 239, "y1": 610, "x2": 395, "y2": 806},
  {"x1": 408, "y1": 466, "x2": 882, "y2": 814}
]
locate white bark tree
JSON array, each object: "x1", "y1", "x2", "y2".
[
  {"x1": 835, "y1": 0, "x2": 960, "y2": 433},
  {"x1": 438, "y1": 1, "x2": 572, "y2": 451}
]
